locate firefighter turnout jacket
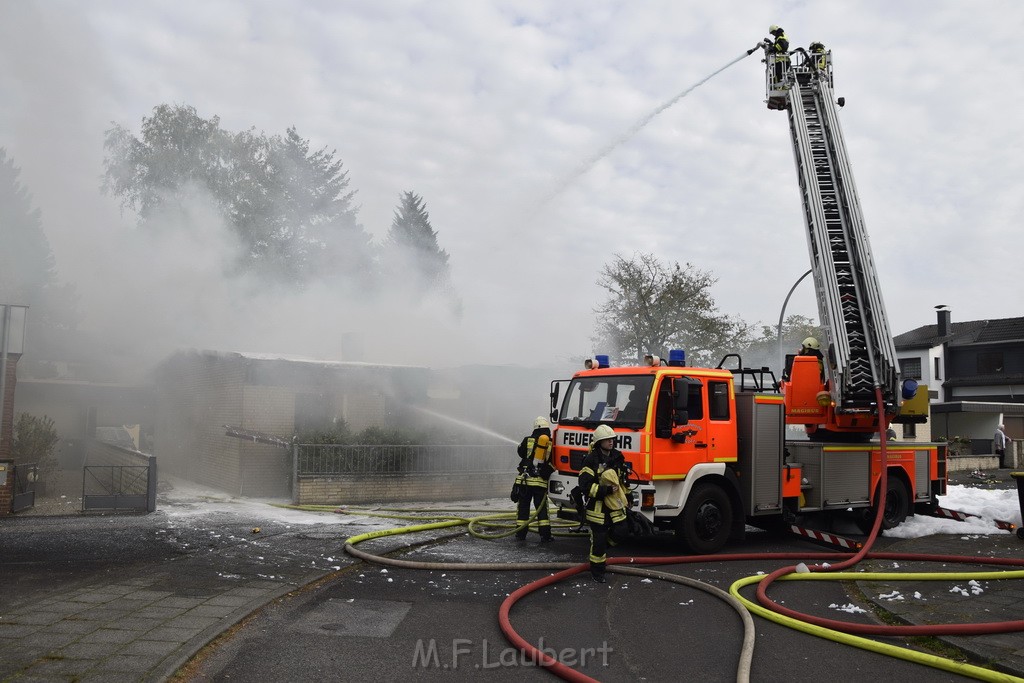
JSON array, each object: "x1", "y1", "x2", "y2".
[
  {"x1": 518, "y1": 428, "x2": 553, "y2": 488},
  {"x1": 577, "y1": 447, "x2": 629, "y2": 526}
]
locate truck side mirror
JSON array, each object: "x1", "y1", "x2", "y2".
[
  {"x1": 549, "y1": 381, "x2": 563, "y2": 422},
  {"x1": 671, "y1": 378, "x2": 689, "y2": 410}
]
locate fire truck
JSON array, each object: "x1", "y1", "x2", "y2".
[{"x1": 544, "y1": 45, "x2": 944, "y2": 553}]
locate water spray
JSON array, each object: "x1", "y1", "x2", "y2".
[
  {"x1": 411, "y1": 405, "x2": 518, "y2": 445},
  {"x1": 538, "y1": 47, "x2": 761, "y2": 207}
]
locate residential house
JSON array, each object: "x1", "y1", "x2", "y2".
[
  {"x1": 894, "y1": 308, "x2": 1024, "y2": 459},
  {"x1": 153, "y1": 350, "x2": 429, "y2": 497}
]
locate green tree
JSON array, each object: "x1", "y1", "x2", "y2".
[
  {"x1": 592, "y1": 252, "x2": 751, "y2": 368},
  {"x1": 102, "y1": 105, "x2": 373, "y2": 287},
  {"x1": 381, "y1": 191, "x2": 460, "y2": 312},
  {"x1": 0, "y1": 149, "x2": 79, "y2": 366},
  {"x1": 739, "y1": 314, "x2": 822, "y2": 372}
]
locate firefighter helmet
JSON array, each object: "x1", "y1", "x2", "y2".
[
  {"x1": 769, "y1": 24, "x2": 782, "y2": 34},
  {"x1": 534, "y1": 416, "x2": 549, "y2": 429},
  {"x1": 593, "y1": 424, "x2": 616, "y2": 444},
  {"x1": 802, "y1": 336, "x2": 821, "y2": 351},
  {"x1": 809, "y1": 41, "x2": 824, "y2": 50}
]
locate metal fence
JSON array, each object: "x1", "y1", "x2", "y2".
[
  {"x1": 296, "y1": 444, "x2": 514, "y2": 476},
  {"x1": 11, "y1": 463, "x2": 37, "y2": 512},
  {"x1": 83, "y1": 461, "x2": 157, "y2": 512}
]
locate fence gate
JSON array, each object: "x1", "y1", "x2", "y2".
[
  {"x1": 83, "y1": 461, "x2": 157, "y2": 512},
  {"x1": 11, "y1": 463, "x2": 37, "y2": 512}
]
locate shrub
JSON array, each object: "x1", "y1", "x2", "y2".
[{"x1": 12, "y1": 413, "x2": 60, "y2": 477}]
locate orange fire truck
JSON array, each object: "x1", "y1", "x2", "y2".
[{"x1": 544, "y1": 45, "x2": 944, "y2": 553}]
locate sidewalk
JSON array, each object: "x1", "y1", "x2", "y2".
[
  {"x1": 858, "y1": 532, "x2": 1024, "y2": 680},
  {"x1": 857, "y1": 467, "x2": 1024, "y2": 679},
  {"x1": 0, "y1": 481, "x2": 367, "y2": 682},
  {"x1": 0, "y1": 571, "x2": 324, "y2": 682}
]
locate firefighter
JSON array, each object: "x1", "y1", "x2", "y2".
[
  {"x1": 808, "y1": 41, "x2": 827, "y2": 71},
  {"x1": 515, "y1": 416, "x2": 554, "y2": 542},
  {"x1": 577, "y1": 424, "x2": 630, "y2": 583},
  {"x1": 767, "y1": 25, "x2": 790, "y2": 89},
  {"x1": 800, "y1": 336, "x2": 826, "y2": 382}
]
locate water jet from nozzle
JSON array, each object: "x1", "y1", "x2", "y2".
[{"x1": 536, "y1": 48, "x2": 759, "y2": 209}]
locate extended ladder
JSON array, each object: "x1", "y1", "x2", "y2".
[{"x1": 769, "y1": 51, "x2": 900, "y2": 416}]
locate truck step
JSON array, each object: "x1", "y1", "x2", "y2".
[
  {"x1": 929, "y1": 506, "x2": 1017, "y2": 532},
  {"x1": 788, "y1": 524, "x2": 863, "y2": 550}
]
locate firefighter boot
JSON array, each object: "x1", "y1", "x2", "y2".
[{"x1": 590, "y1": 563, "x2": 607, "y2": 583}]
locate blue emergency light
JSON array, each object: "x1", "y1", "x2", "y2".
[{"x1": 668, "y1": 349, "x2": 686, "y2": 366}]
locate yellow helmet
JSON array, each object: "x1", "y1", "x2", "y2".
[
  {"x1": 802, "y1": 337, "x2": 821, "y2": 351},
  {"x1": 769, "y1": 24, "x2": 781, "y2": 33},
  {"x1": 593, "y1": 424, "x2": 616, "y2": 443}
]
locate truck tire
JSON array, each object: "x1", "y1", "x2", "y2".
[
  {"x1": 857, "y1": 475, "x2": 910, "y2": 533},
  {"x1": 674, "y1": 482, "x2": 733, "y2": 554}
]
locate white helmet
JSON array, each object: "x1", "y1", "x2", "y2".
[
  {"x1": 534, "y1": 416, "x2": 550, "y2": 429},
  {"x1": 769, "y1": 24, "x2": 781, "y2": 33},
  {"x1": 802, "y1": 336, "x2": 821, "y2": 351},
  {"x1": 592, "y1": 424, "x2": 616, "y2": 444}
]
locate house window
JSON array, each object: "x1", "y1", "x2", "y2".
[
  {"x1": 899, "y1": 358, "x2": 921, "y2": 379},
  {"x1": 933, "y1": 357, "x2": 941, "y2": 380},
  {"x1": 977, "y1": 352, "x2": 1004, "y2": 374}
]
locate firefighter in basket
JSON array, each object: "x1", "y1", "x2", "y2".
[
  {"x1": 577, "y1": 424, "x2": 631, "y2": 583},
  {"x1": 513, "y1": 417, "x2": 554, "y2": 542}
]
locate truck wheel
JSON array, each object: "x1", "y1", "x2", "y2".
[
  {"x1": 857, "y1": 476, "x2": 910, "y2": 533},
  {"x1": 674, "y1": 482, "x2": 732, "y2": 554}
]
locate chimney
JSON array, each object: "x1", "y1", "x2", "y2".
[{"x1": 936, "y1": 307, "x2": 951, "y2": 337}]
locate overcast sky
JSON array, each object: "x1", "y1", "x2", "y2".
[{"x1": 2, "y1": 1, "x2": 1022, "y2": 372}]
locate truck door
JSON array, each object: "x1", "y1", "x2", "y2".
[
  {"x1": 651, "y1": 377, "x2": 710, "y2": 478},
  {"x1": 706, "y1": 379, "x2": 737, "y2": 461}
]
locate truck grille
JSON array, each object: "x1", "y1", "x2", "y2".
[{"x1": 568, "y1": 450, "x2": 587, "y2": 471}]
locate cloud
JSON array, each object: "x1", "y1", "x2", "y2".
[{"x1": 1, "y1": 0, "x2": 1022, "y2": 373}]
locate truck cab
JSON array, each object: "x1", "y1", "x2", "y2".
[{"x1": 547, "y1": 361, "x2": 748, "y2": 553}]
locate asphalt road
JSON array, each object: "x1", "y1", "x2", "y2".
[
  {"x1": 6, "y1": 473, "x2": 1015, "y2": 682},
  {"x1": 182, "y1": 529, "x2": 978, "y2": 683}
]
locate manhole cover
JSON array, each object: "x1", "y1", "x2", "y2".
[{"x1": 296, "y1": 599, "x2": 413, "y2": 637}]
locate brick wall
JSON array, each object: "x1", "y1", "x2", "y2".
[
  {"x1": 154, "y1": 351, "x2": 246, "y2": 493},
  {"x1": 342, "y1": 390, "x2": 386, "y2": 431},
  {"x1": 0, "y1": 460, "x2": 12, "y2": 515},
  {"x1": 0, "y1": 354, "x2": 19, "y2": 460},
  {"x1": 296, "y1": 471, "x2": 514, "y2": 505}
]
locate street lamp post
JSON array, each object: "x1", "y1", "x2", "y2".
[
  {"x1": 0, "y1": 304, "x2": 29, "y2": 456},
  {"x1": 777, "y1": 270, "x2": 812, "y2": 371}
]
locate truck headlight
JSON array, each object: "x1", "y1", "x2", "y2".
[{"x1": 549, "y1": 480, "x2": 565, "y2": 494}]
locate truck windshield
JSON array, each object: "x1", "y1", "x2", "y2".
[{"x1": 558, "y1": 375, "x2": 655, "y2": 427}]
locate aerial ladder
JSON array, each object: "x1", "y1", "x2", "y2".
[{"x1": 762, "y1": 44, "x2": 917, "y2": 438}]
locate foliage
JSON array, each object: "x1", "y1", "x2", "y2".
[
  {"x1": 297, "y1": 423, "x2": 486, "y2": 446},
  {"x1": 592, "y1": 252, "x2": 752, "y2": 368},
  {"x1": 937, "y1": 435, "x2": 972, "y2": 456},
  {"x1": 12, "y1": 413, "x2": 60, "y2": 477},
  {"x1": 381, "y1": 191, "x2": 460, "y2": 314},
  {"x1": 102, "y1": 105, "x2": 373, "y2": 288},
  {"x1": 297, "y1": 422, "x2": 352, "y2": 445},
  {"x1": 0, "y1": 149, "x2": 80, "y2": 360},
  {"x1": 738, "y1": 314, "x2": 823, "y2": 373}
]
